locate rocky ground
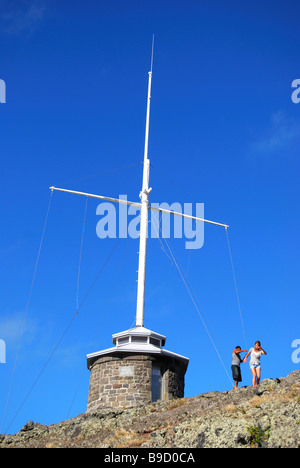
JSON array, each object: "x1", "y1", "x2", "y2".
[{"x1": 1, "y1": 371, "x2": 299, "y2": 448}]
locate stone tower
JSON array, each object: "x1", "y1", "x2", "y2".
[
  {"x1": 85, "y1": 55, "x2": 190, "y2": 413},
  {"x1": 86, "y1": 326, "x2": 189, "y2": 412},
  {"x1": 49, "y1": 46, "x2": 228, "y2": 416}
]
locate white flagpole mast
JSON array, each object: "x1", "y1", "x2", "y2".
[
  {"x1": 49, "y1": 35, "x2": 229, "y2": 329},
  {"x1": 135, "y1": 37, "x2": 154, "y2": 327}
]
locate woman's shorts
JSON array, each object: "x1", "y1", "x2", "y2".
[
  {"x1": 231, "y1": 365, "x2": 242, "y2": 382},
  {"x1": 250, "y1": 364, "x2": 261, "y2": 370}
]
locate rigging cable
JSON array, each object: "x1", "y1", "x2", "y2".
[
  {"x1": 1, "y1": 189, "x2": 54, "y2": 433},
  {"x1": 225, "y1": 227, "x2": 247, "y2": 350},
  {"x1": 4, "y1": 209, "x2": 120, "y2": 434},
  {"x1": 76, "y1": 196, "x2": 88, "y2": 313},
  {"x1": 150, "y1": 163, "x2": 247, "y2": 355},
  {"x1": 151, "y1": 214, "x2": 233, "y2": 386},
  {"x1": 66, "y1": 238, "x2": 131, "y2": 418}
]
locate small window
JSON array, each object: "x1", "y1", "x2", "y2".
[
  {"x1": 131, "y1": 336, "x2": 147, "y2": 343},
  {"x1": 152, "y1": 366, "x2": 163, "y2": 402},
  {"x1": 117, "y1": 337, "x2": 129, "y2": 345},
  {"x1": 150, "y1": 337, "x2": 160, "y2": 347}
]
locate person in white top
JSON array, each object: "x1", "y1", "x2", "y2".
[{"x1": 243, "y1": 341, "x2": 267, "y2": 387}]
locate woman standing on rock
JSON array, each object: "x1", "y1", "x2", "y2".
[{"x1": 244, "y1": 341, "x2": 267, "y2": 387}]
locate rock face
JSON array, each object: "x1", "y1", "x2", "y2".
[{"x1": 1, "y1": 371, "x2": 299, "y2": 449}]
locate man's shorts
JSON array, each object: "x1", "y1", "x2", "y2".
[{"x1": 231, "y1": 365, "x2": 242, "y2": 382}]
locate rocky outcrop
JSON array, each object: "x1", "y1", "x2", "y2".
[{"x1": 1, "y1": 371, "x2": 299, "y2": 448}]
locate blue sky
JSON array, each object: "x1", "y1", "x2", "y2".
[{"x1": 1, "y1": 0, "x2": 299, "y2": 434}]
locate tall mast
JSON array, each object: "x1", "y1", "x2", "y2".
[
  {"x1": 135, "y1": 38, "x2": 154, "y2": 327},
  {"x1": 49, "y1": 35, "x2": 229, "y2": 328}
]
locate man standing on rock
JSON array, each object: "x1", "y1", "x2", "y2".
[{"x1": 231, "y1": 346, "x2": 247, "y2": 390}]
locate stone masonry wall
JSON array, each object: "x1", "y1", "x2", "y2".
[
  {"x1": 86, "y1": 353, "x2": 187, "y2": 413},
  {"x1": 163, "y1": 359, "x2": 186, "y2": 401}
]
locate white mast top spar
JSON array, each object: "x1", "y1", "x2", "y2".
[
  {"x1": 135, "y1": 39, "x2": 154, "y2": 327},
  {"x1": 49, "y1": 37, "x2": 229, "y2": 330}
]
